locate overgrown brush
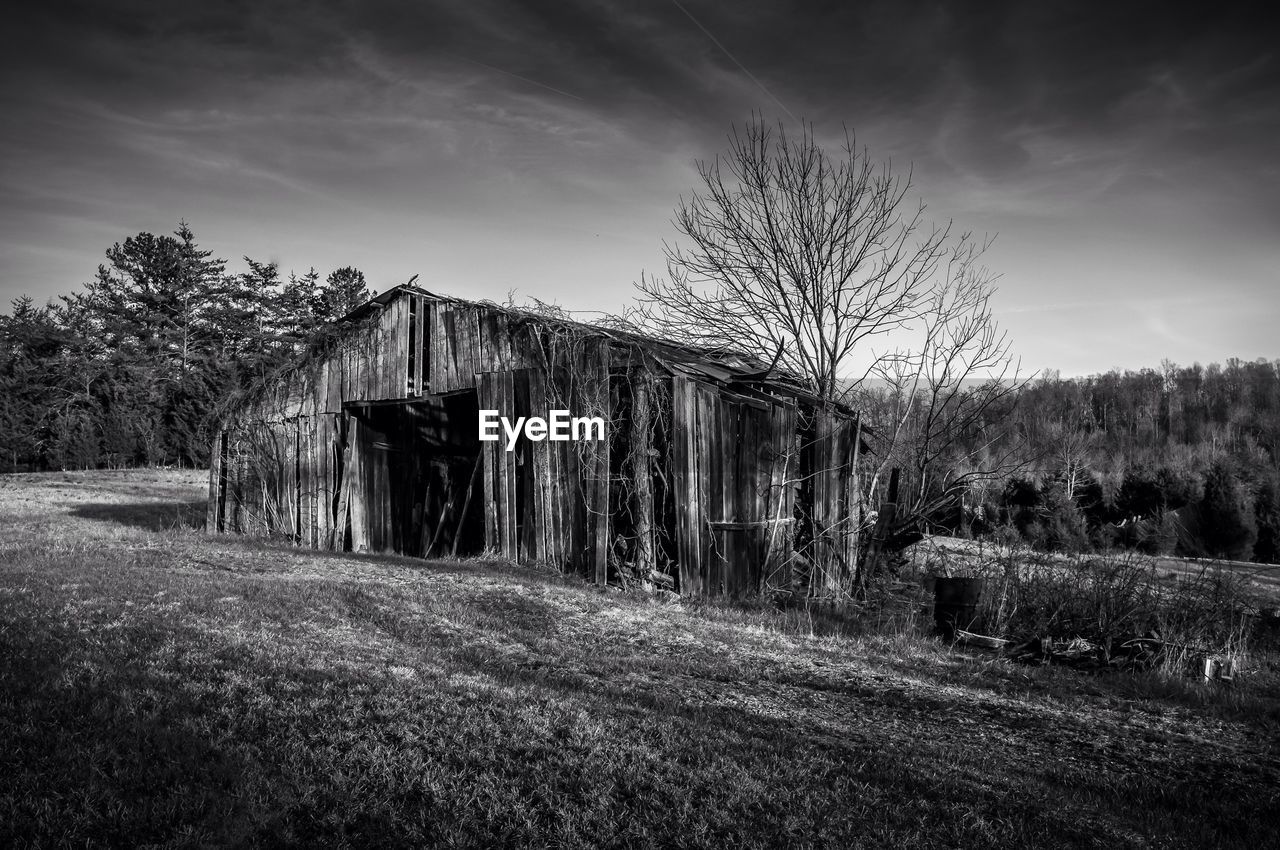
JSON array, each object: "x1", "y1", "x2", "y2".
[{"x1": 910, "y1": 538, "x2": 1267, "y2": 676}]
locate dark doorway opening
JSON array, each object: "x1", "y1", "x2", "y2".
[{"x1": 346, "y1": 391, "x2": 485, "y2": 557}]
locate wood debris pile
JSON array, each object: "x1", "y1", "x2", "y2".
[{"x1": 1004, "y1": 634, "x2": 1167, "y2": 670}]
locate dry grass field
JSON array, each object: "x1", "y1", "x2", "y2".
[{"x1": 2, "y1": 470, "x2": 1278, "y2": 848}]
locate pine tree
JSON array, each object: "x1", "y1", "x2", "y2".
[
  {"x1": 206, "y1": 257, "x2": 283, "y2": 380},
  {"x1": 0, "y1": 297, "x2": 68, "y2": 470},
  {"x1": 67, "y1": 223, "x2": 228, "y2": 465},
  {"x1": 273, "y1": 267, "x2": 322, "y2": 351},
  {"x1": 313, "y1": 266, "x2": 370, "y2": 324}
]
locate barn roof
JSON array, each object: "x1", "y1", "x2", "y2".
[{"x1": 343, "y1": 283, "x2": 866, "y2": 423}]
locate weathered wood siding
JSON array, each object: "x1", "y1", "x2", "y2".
[
  {"x1": 476, "y1": 345, "x2": 610, "y2": 577},
  {"x1": 808, "y1": 410, "x2": 862, "y2": 597},
  {"x1": 670, "y1": 377, "x2": 799, "y2": 597},
  {"x1": 430, "y1": 302, "x2": 536, "y2": 393},
  {"x1": 209, "y1": 288, "x2": 862, "y2": 600}
]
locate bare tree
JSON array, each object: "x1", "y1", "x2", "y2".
[
  {"x1": 859, "y1": 255, "x2": 1027, "y2": 550},
  {"x1": 635, "y1": 117, "x2": 1027, "y2": 583},
  {"x1": 636, "y1": 118, "x2": 953, "y2": 402}
]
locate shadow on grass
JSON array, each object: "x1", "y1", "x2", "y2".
[
  {"x1": 0, "y1": 610, "x2": 267, "y2": 846},
  {"x1": 4, "y1": 571, "x2": 1278, "y2": 849},
  {"x1": 69, "y1": 500, "x2": 207, "y2": 532},
  {"x1": 0, "y1": 596, "x2": 1106, "y2": 849}
]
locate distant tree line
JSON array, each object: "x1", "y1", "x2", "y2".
[
  {"x1": 858, "y1": 361, "x2": 1280, "y2": 563},
  {"x1": 0, "y1": 222, "x2": 369, "y2": 472},
  {"x1": 7, "y1": 224, "x2": 1278, "y2": 565}
]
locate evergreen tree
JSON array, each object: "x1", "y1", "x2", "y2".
[
  {"x1": 208, "y1": 257, "x2": 283, "y2": 381},
  {"x1": 1253, "y1": 472, "x2": 1280, "y2": 564},
  {"x1": 65, "y1": 223, "x2": 227, "y2": 464},
  {"x1": 273, "y1": 267, "x2": 322, "y2": 351},
  {"x1": 0, "y1": 297, "x2": 68, "y2": 470},
  {"x1": 1032, "y1": 483, "x2": 1090, "y2": 552},
  {"x1": 313, "y1": 266, "x2": 370, "y2": 324},
  {"x1": 0, "y1": 222, "x2": 373, "y2": 472},
  {"x1": 1199, "y1": 460, "x2": 1257, "y2": 560},
  {"x1": 1116, "y1": 464, "x2": 1163, "y2": 518}
]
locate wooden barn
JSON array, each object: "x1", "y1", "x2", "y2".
[{"x1": 207, "y1": 285, "x2": 866, "y2": 599}]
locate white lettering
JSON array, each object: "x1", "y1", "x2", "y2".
[
  {"x1": 573, "y1": 416, "x2": 605, "y2": 441},
  {"x1": 549, "y1": 409, "x2": 571, "y2": 441},
  {"x1": 502, "y1": 416, "x2": 526, "y2": 452},
  {"x1": 478, "y1": 409, "x2": 501, "y2": 441},
  {"x1": 479, "y1": 410, "x2": 606, "y2": 450}
]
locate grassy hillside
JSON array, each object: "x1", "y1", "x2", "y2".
[{"x1": 1, "y1": 470, "x2": 1277, "y2": 848}]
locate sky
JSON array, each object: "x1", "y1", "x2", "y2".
[{"x1": 2, "y1": 0, "x2": 1277, "y2": 377}]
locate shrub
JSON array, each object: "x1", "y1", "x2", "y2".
[
  {"x1": 965, "y1": 543, "x2": 1258, "y2": 667},
  {"x1": 1027, "y1": 485, "x2": 1089, "y2": 553},
  {"x1": 1115, "y1": 464, "x2": 1163, "y2": 518},
  {"x1": 1002, "y1": 476, "x2": 1041, "y2": 537}
]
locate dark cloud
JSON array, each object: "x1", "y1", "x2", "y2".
[{"x1": 1, "y1": 1, "x2": 1277, "y2": 373}]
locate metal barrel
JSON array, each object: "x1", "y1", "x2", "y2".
[{"x1": 933, "y1": 577, "x2": 984, "y2": 638}]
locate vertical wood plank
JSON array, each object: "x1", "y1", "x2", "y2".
[
  {"x1": 528, "y1": 369, "x2": 551, "y2": 563},
  {"x1": 514, "y1": 369, "x2": 532, "y2": 561},
  {"x1": 462, "y1": 306, "x2": 481, "y2": 390},
  {"x1": 283, "y1": 422, "x2": 296, "y2": 540},
  {"x1": 307, "y1": 418, "x2": 317, "y2": 547},
  {"x1": 348, "y1": 416, "x2": 369, "y2": 552},
  {"x1": 395, "y1": 297, "x2": 407, "y2": 398},
  {"x1": 589, "y1": 345, "x2": 611, "y2": 585},
  {"x1": 593, "y1": 423, "x2": 610, "y2": 586},
  {"x1": 733, "y1": 405, "x2": 752, "y2": 594},
  {"x1": 671, "y1": 376, "x2": 700, "y2": 595},
  {"x1": 315, "y1": 414, "x2": 328, "y2": 545},
  {"x1": 849, "y1": 416, "x2": 862, "y2": 575},
  {"x1": 373, "y1": 308, "x2": 385, "y2": 399},
  {"x1": 356, "y1": 323, "x2": 366, "y2": 400},
  {"x1": 429, "y1": 302, "x2": 444, "y2": 391},
  {"x1": 458, "y1": 307, "x2": 472, "y2": 390},
  {"x1": 341, "y1": 337, "x2": 351, "y2": 402},
  {"x1": 446, "y1": 307, "x2": 461, "y2": 392},
  {"x1": 298, "y1": 417, "x2": 312, "y2": 547},
  {"x1": 330, "y1": 422, "x2": 350, "y2": 550},
  {"x1": 413, "y1": 296, "x2": 425, "y2": 395},
  {"x1": 480, "y1": 373, "x2": 499, "y2": 552},
  {"x1": 313, "y1": 416, "x2": 325, "y2": 547},
  {"x1": 373, "y1": 312, "x2": 384, "y2": 401},
  {"x1": 383, "y1": 299, "x2": 395, "y2": 399},
  {"x1": 206, "y1": 428, "x2": 224, "y2": 534},
  {"x1": 629, "y1": 371, "x2": 654, "y2": 577},
  {"x1": 502, "y1": 370, "x2": 517, "y2": 557},
  {"x1": 374, "y1": 313, "x2": 384, "y2": 399},
  {"x1": 698, "y1": 386, "x2": 717, "y2": 594}
]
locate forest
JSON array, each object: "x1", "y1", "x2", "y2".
[
  {"x1": 3, "y1": 223, "x2": 1278, "y2": 564},
  {"x1": 854, "y1": 360, "x2": 1280, "y2": 564}
]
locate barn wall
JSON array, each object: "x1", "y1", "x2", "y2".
[
  {"x1": 670, "y1": 376, "x2": 799, "y2": 597},
  {"x1": 430, "y1": 302, "x2": 538, "y2": 393},
  {"x1": 806, "y1": 410, "x2": 863, "y2": 597},
  {"x1": 476, "y1": 340, "x2": 612, "y2": 580}
]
